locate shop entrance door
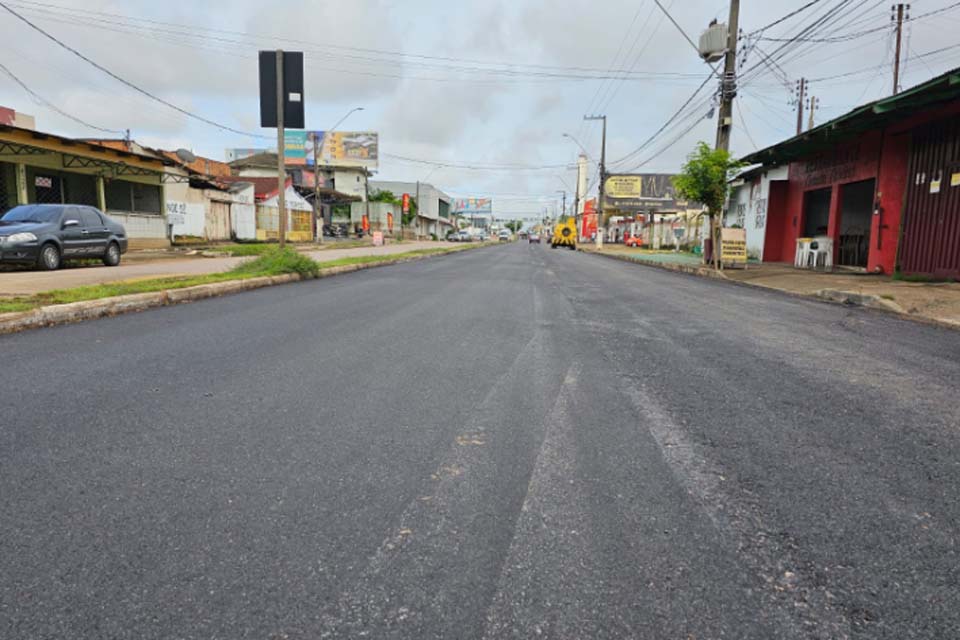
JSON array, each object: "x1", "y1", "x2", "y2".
[
  {"x1": 802, "y1": 187, "x2": 831, "y2": 238},
  {"x1": 837, "y1": 179, "x2": 874, "y2": 268}
]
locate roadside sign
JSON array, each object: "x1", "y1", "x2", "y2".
[
  {"x1": 372, "y1": 231, "x2": 384, "y2": 246},
  {"x1": 258, "y1": 51, "x2": 304, "y2": 129},
  {"x1": 402, "y1": 193, "x2": 410, "y2": 213},
  {"x1": 721, "y1": 228, "x2": 747, "y2": 266}
]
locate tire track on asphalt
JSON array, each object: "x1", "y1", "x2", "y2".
[
  {"x1": 481, "y1": 363, "x2": 626, "y2": 639},
  {"x1": 539, "y1": 250, "x2": 853, "y2": 639},
  {"x1": 317, "y1": 267, "x2": 572, "y2": 639}
]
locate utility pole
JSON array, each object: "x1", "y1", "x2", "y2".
[
  {"x1": 807, "y1": 95, "x2": 819, "y2": 131},
  {"x1": 795, "y1": 77, "x2": 807, "y2": 136},
  {"x1": 275, "y1": 50, "x2": 287, "y2": 249},
  {"x1": 414, "y1": 180, "x2": 420, "y2": 239},
  {"x1": 584, "y1": 115, "x2": 607, "y2": 230},
  {"x1": 364, "y1": 170, "x2": 371, "y2": 234},
  {"x1": 313, "y1": 133, "x2": 323, "y2": 244},
  {"x1": 715, "y1": 0, "x2": 740, "y2": 152},
  {"x1": 710, "y1": 0, "x2": 740, "y2": 270},
  {"x1": 892, "y1": 4, "x2": 908, "y2": 95}
]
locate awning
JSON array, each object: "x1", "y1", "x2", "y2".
[{"x1": 742, "y1": 68, "x2": 960, "y2": 165}]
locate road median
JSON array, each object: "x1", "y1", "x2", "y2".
[{"x1": 0, "y1": 244, "x2": 489, "y2": 335}]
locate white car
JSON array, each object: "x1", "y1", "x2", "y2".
[{"x1": 498, "y1": 230, "x2": 512, "y2": 242}]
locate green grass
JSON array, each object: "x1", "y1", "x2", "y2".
[
  {"x1": 0, "y1": 245, "x2": 471, "y2": 314},
  {"x1": 880, "y1": 294, "x2": 896, "y2": 301}
]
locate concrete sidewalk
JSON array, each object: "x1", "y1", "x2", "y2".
[
  {"x1": 592, "y1": 246, "x2": 960, "y2": 327},
  {"x1": 0, "y1": 241, "x2": 454, "y2": 296}
]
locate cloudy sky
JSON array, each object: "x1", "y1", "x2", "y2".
[{"x1": 1, "y1": 0, "x2": 959, "y2": 219}]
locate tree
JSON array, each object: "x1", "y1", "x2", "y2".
[
  {"x1": 672, "y1": 142, "x2": 744, "y2": 270},
  {"x1": 369, "y1": 189, "x2": 416, "y2": 228},
  {"x1": 505, "y1": 219, "x2": 523, "y2": 234}
]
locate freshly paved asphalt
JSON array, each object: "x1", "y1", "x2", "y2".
[{"x1": 2, "y1": 243, "x2": 958, "y2": 639}]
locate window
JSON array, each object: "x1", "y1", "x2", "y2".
[
  {"x1": 80, "y1": 208, "x2": 103, "y2": 227},
  {"x1": 105, "y1": 180, "x2": 162, "y2": 214}
]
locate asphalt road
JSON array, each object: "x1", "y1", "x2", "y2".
[{"x1": 2, "y1": 243, "x2": 958, "y2": 639}]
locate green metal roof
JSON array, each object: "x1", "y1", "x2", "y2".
[{"x1": 741, "y1": 68, "x2": 960, "y2": 165}]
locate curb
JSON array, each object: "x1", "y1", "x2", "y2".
[
  {"x1": 583, "y1": 249, "x2": 730, "y2": 280},
  {"x1": 0, "y1": 246, "x2": 485, "y2": 336},
  {"x1": 583, "y1": 249, "x2": 960, "y2": 332}
]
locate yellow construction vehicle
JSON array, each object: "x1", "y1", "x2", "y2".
[{"x1": 550, "y1": 217, "x2": 577, "y2": 250}]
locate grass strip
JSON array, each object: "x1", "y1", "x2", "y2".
[{"x1": 0, "y1": 246, "x2": 469, "y2": 314}]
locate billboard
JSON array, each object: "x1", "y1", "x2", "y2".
[
  {"x1": 603, "y1": 173, "x2": 689, "y2": 211},
  {"x1": 451, "y1": 197, "x2": 493, "y2": 215},
  {"x1": 284, "y1": 131, "x2": 379, "y2": 168}
]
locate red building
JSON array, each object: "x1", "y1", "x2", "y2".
[{"x1": 743, "y1": 68, "x2": 960, "y2": 278}]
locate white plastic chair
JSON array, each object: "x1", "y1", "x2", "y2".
[
  {"x1": 795, "y1": 238, "x2": 813, "y2": 268},
  {"x1": 810, "y1": 236, "x2": 833, "y2": 270}
]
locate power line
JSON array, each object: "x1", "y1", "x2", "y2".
[
  {"x1": 382, "y1": 153, "x2": 573, "y2": 172},
  {"x1": 0, "y1": 1, "x2": 269, "y2": 139},
  {"x1": 747, "y1": 0, "x2": 826, "y2": 35},
  {"x1": 0, "y1": 60, "x2": 124, "y2": 134},
  {"x1": 7, "y1": 0, "x2": 708, "y2": 82}
]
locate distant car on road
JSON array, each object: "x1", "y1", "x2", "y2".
[
  {"x1": 528, "y1": 233, "x2": 541, "y2": 244},
  {"x1": 0, "y1": 204, "x2": 127, "y2": 271},
  {"x1": 498, "y1": 230, "x2": 512, "y2": 242}
]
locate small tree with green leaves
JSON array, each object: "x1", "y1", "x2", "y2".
[
  {"x1": 505, "y1": 220, "x2": 523, "y2": 234},
  {"x1": 672, "y1": 142, "x2": 744, "y2": 269}
]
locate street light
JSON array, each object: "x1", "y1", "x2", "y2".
[
  {"x1": 562, "y1": 132, "x2": 590, "y2": 158},
  {"x1": 314, "y1": 107, "x2": 364, "y2": 242}
]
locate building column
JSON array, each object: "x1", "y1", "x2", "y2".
[
  {"x1": 14, "y1": 163, "x2": 28, "y2": 205},
  {"x1": 827, "y1": 183, "x2": 842, "y2": 264},
  {"x1": 96, "y1": 175, "x2": 107, "y2": 211}
]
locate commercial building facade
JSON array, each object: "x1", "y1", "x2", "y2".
[{"x1": 743, "y1": 68, "x2": 960, "y2": 278}]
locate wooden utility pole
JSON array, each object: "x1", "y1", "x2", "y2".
[
  {"x1": 892, "y1": 4, "x2": 907, "y2": 95},
  {"x1": 795, "y1": 78, "x2": 807, "y2": 136},
  {"x1": 715, "y1": 0, "x2": 740, "y2": 152},
  {"x1": 275, "y1": 50, "x2": 287, "y2": 249}
]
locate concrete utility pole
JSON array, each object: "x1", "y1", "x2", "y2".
[
  {"x1": 892, "y1": 4, "x2": 908, "y2": 95},
  {"x1": 313, "y1": 134, "x2": 322, "y2": 243},
  {"x1": 807, "y1": 95, "x2": 819, "y2": 131},
  {"x1": 795, "y1": 77, "x2": 807, "y2": 136},
  {"x1": 715, "y1": 0, "x2": 740, "y2": 152},
  {"x1": 584, "y1": 115, "x2": 607, "y2": 229},
  {"x1": 275, "y1": 50, "x2": 287, "y2": 249},
  {"x1": 414, "y1": 180, "x2": 420, "y2": 239}
]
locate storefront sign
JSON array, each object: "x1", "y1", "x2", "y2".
[
  {"x1": 604, "y1": 175, "x2": 643, "y2": 199},
  {"x1": 721, "y1": 228, "x2": 747, "y2": 266},
  {"x1": 800, "y1": 145, "x2": 861, "y2": 187}
]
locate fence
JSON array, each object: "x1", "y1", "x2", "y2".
[{"x1": 255, "y1": 205, "x2": 313, "y2": 242}]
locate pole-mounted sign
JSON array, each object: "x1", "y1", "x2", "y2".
[{"x1": 259, "y1": 51, "x2": 304, "y2": 248}]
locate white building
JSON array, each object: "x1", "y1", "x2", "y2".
[
  {"x1": 725, "y1": 165, "x2": 789, "y2": 260},
  {"x1": 370, "y1": 180, "x2": 453, "y2": 238}
]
